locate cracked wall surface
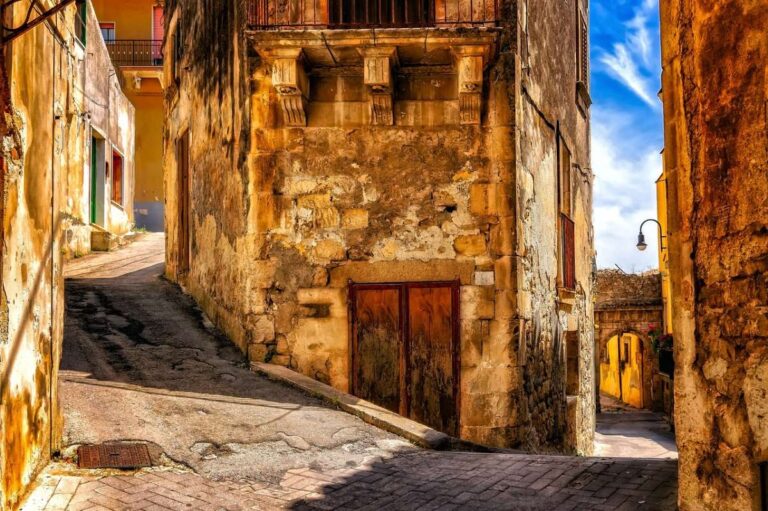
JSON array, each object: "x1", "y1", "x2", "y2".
[
  {"x1": 660, "y1": 0, "x2": 768, "y2": 509},
  {"x1": 165, "y1": 0, "x2": 594, "y2": 452},
  {"x1": 0, "y1": 1, "x2": 135, "y2": 508}
]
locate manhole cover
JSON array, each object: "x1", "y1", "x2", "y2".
[{"x1": 78, "y1": 443, "x2": 152, "y2": 469}]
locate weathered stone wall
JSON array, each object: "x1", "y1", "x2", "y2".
[
  {"x1": 166, "y1": 0, "x2": 593, "y2": 452},
  {"x1": 516, "y1": 0, "x2": 594, "y2": 454},
  {"x1": 660, "y1": 0, "x2": 768, "y2": 509}
]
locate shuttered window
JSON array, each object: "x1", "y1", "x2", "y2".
[
  {"x1": 577, "y1": 8, "x2": 589, "y2": 88},
  {"x1": 152, "y1": 5, "x2": 165, "y2": 41}
]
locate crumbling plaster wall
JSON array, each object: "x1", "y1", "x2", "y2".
[
  {"x1": 0, "y1": 1, "x2": 91, "y2": 507},
  {"x1": 166, "y1": 0, "x2": 593, "y2": 451},
  {"x1": 660, "y1": 0, "x2": 768, "y2": 509},
  {"x1": 84, "y1": 0, "x2": 136, "y2": 236}
]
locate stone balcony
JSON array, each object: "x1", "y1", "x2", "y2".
[{"x1": 246, "y1": 0, "x2": 500, "y2": 127}]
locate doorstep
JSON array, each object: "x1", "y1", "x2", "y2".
[{"x1": 250, "y1": 362, "x2": 452, "y2": 450}]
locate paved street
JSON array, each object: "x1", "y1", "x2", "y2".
[
  {"x1": 23, "y1": 234, "x2": 678, "y2": 510},
  {"x1": 595, "y1": 397, "x2": 677, "y2": 459}
]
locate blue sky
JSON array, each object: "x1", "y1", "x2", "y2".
[{"x1": 591, "y1": 0, "x2": 663, "y2": 271}]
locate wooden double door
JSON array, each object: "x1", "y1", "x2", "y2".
[{"x1": 349, "y1": 281, "x2": 460, "y2": 436}]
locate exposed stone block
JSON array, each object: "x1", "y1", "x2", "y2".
[
  {"x1": 297, "y1": 288, "x2": 347, "y2": 318},
  {"x1": 313, "y1": 239, "x2": 345, "y2": 261},
  {"x1": 474, "y1": 270, "x2": 495, "y2": 286},
  {"x1": 248, "y1": 343, "x2": 271, "y2": 362},
  {"x1": 314, "y1": 207, "x2": 341, "y2": 228},
  {"x1": 461, "y1": 286, "x2": 495, "y2": 320},
  {"x1": 341, "y1": 209, "x2": 369, "y2": 230},
  {"x1": 297, "y1": 193, "x2": 331, "y2": 209},
  {"x1": 454, "y1": 234, "x2": 487, "y2": 256}
]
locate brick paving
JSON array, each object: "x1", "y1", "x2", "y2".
[{"x1": 24, "y1": 453, "x2": 677, "y2": 510}]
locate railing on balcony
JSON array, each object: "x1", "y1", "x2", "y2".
[
  {"x1": 248, "y1": 0, "x2": 499, "y2": 29},
  {"x1": 560, "y1": 214, "x2": 576, "y2": 290},
  {"x1": 105, "y1": 40, "x2": 164, "y2": 67}
]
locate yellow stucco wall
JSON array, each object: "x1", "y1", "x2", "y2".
[
  {"x1": 656, "y1": 167, "x2": 673, "y2": 334},
  {"x1": 92, "y1": 0, "x2": 165, "y2": 230},
  {"x1": 92, "y1": 0, "x2": 159, "y2": 40},
  {"x1": 128, "y1": 92, "x2": 164, "y2": 203}
]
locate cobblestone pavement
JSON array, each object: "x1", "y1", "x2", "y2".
[
  {"x1": 25, "y1": 452, "x2": 677, "y2": 511},
  {"x1": 24, "y1": 235, "x2": 678, "y2": 510}
]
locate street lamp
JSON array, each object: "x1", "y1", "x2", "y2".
[{"x1": 636, "y1": 219, "x2": 667, "y2": 252}]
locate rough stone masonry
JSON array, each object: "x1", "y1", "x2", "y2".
[
  {"x1": 660, "y1": 0, "x2": 768, "y2": 509},
  {"x1": 164, "y1": 0, "x2": 595, "y2": 453}
]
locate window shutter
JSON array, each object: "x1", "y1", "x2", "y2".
[
  {"x1": 579, "y1": 11, "x2": 589, "y2": 87},
  {"x1": 153, "y1": 5, "x2": 165, "y2": 41}
]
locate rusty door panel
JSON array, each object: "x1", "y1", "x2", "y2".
[
  {"x1": 351, "y1": 286, "x2": 402, "y2": 413},
  {"x1": 407, "y1": 285, "x2": 458, "y2": 436},
  {"x1": 350, "y1": 281, "x2": 460, "y2": 436}
]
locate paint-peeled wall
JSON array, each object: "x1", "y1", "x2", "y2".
[
  {"x1": 0, "y1": 1, "x2": 136, "y2": 507},
  {"x1": 84, "y1": 0, "x2": 136, "y2": 235},
  {"x1": 660, "y1": 0, "x2": 768, "y2": 509},
  {"x1": 0, "y1": 2, "x2": 84, "y2": 508},
  {"x1": 165, "y1": 0, "x2": 593, "y2": 451}
]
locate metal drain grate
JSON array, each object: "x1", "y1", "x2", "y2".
[{"x1": 78, "y1": 443, "x2": 152, "y2": 469}]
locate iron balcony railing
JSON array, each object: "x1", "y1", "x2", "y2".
[
  {"x1": 560, "y1": 214, "x2": 576, "y2": 290},
  {"x1": 248, "y1": 0, "x2": 499, "y2": 29},
  {"x1": 105, "y1": 40, "x2": 164, "y2": 67}
]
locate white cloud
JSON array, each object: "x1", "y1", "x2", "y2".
[
  {"x1": 592, "y1": 106, "x2": 662, "y2": 272},
  {"x1": 596, "y1": 0, "x2": 660, "y2": 109}
]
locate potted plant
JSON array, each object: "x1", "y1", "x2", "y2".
[{"x1": 648, "y1": 324, "x2": 674, "y2": 377}]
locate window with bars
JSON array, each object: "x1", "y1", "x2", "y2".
[{"x1": 328, "y1": 0, "x2": 433, "y2": 27}]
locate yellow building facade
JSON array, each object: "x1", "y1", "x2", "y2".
[
  {"x1": 656, "y1": 164, "x2": 673, "y2": 334},
  {"x1": 93, "y1": 0, "x2": 165, "y2": 232}
]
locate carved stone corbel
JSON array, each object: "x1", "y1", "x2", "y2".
[
  {"x1": 360, "y1": 47, "x2": 398, "y2": 126},
  {"x1": 453, "y1": 46, "x2": 486, "y2": 125},
  {"x1": 269, "y1": 48, "x2": 309, "y2": 127}
]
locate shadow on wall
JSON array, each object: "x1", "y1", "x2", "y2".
[{"x1": 0, "y1": 213, "x2": 63, "y2": 510}]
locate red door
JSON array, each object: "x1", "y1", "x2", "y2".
[{"x1": 350, "y1": 281, "x2": 460, "y2": 435}]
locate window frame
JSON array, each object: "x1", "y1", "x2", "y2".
[
  {"x1": 110, "y1": 148, "x2": 125, "y2": 207},
  {"x1": 557, "y1": 132, "x2": 576, "y2": 291},
  {"x1": 99, "y1": 21, "x2": 116, "y2": 42},
  {"x1": 75, "y1": 0, "x2": 87, "y2": 46}
]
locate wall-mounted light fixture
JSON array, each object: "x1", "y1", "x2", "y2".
[{"x1": 636, "y1": 218, "x2": 667, "y2": 252}]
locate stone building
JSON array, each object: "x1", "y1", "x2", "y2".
[
  {"x1": 595, "y1": 270, "x2": 673, "y2": 417},
  {"x1": 164, "y1": 0, "x2": 595, "y2": 452},
  {"x1": 0, "y1": 1, "x2": 135, "y2": 508},
  {"x1": 659, "y1": 0, "x2": 768, "y2": 509}
]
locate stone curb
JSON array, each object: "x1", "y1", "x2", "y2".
[{"x1": 250, "y1": 362, "x2": 452, "y2": 450}]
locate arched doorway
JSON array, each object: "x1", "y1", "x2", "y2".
[{"x1": 600, "y1": 333, "x2": 644, "y2": 409}]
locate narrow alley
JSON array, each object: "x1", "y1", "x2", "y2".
[{"x1": 22, "y1": 235, "x2": 678, "y2": 510}]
